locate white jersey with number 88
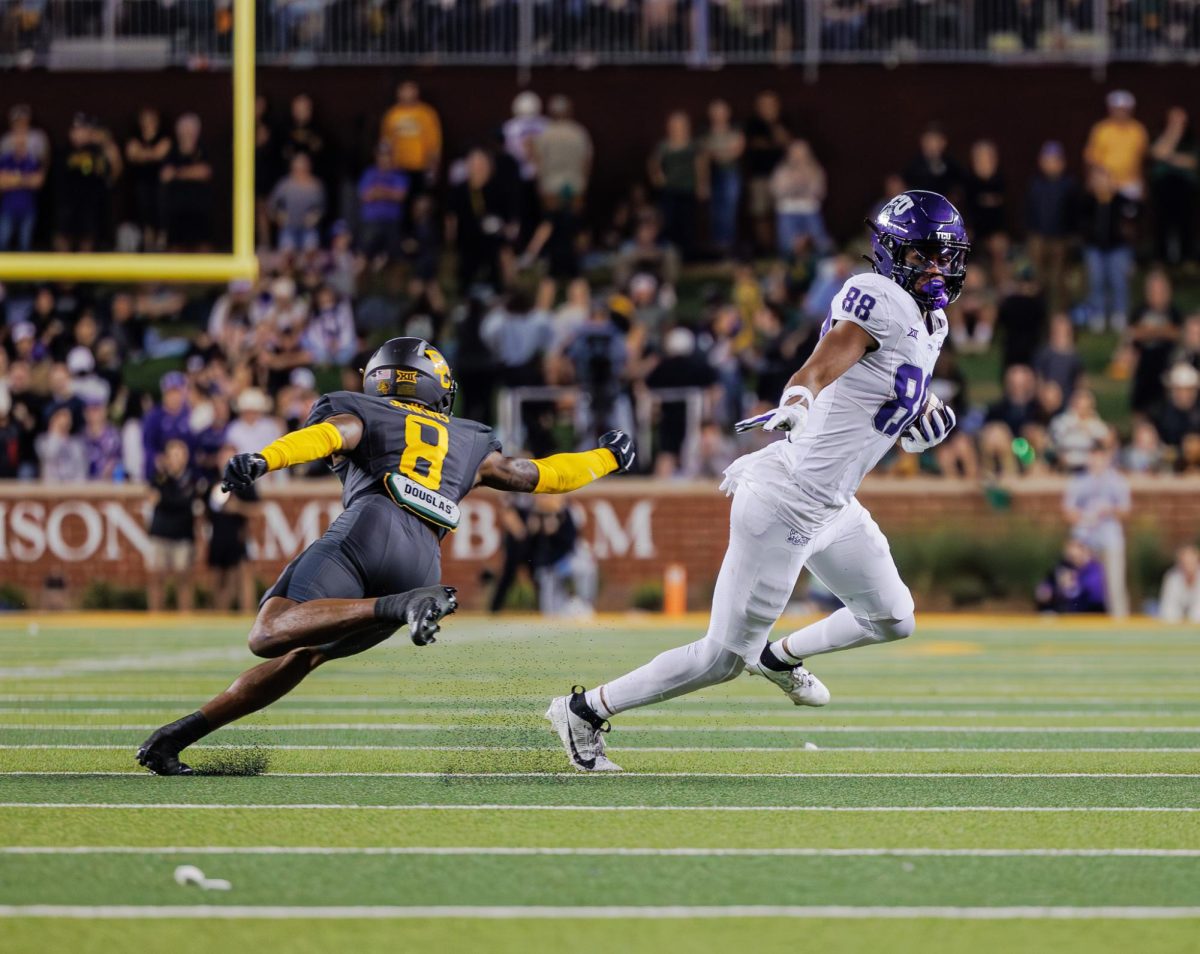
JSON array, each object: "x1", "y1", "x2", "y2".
[{"x1": 727, "y1": 272, "x2": 947, "y2": 535}]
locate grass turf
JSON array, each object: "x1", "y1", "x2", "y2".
[{"x1": 0, "y1": 613, "x2": 1197, "y2": 953}]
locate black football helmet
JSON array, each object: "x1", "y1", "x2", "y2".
[{"x1": 361, "y1": 337, "x2": 457, "y2": 414}]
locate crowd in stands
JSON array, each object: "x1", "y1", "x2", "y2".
[
  {"x1": 1, "y1": 81, "x2": 1198, "y2": 615},
  {"x1": 3, "y1": 82, "x2": 1200, "y2": 490}
]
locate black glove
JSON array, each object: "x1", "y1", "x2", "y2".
[
  {"x1": 599, "y1": 429, "x2": 636, "y2": 473},
  {"x1": 221, "y1": 453, "x2": 269, "y2": 493}
]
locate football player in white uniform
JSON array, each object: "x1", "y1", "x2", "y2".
[{"x1": 547, "y1": 190, "x2": 969, "y2": 771}]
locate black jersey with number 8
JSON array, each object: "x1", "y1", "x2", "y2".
[{"x1": 304, "y1": 391, "x2": 501, "y2": 536}]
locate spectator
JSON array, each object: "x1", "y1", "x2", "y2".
[
  {"x1": 0, "y1": 124, "x2": 45, "y2": 251},
  {"x1": 226, "y1": 387, "x2": 283, "y2": 457},
  {"x1": 207, "y1": 444, "x2": 258, "y2": 613},
  {"x1": 255, "y1": 95, "x2": 281, "y2": 247},
  {"x1": 702, "y1": 98, "x2": 744, "y2": 254},
  {"x1": 356, "y1": 141, "x2": 408, "y2": 267},
  {"x1": 980, "y1": 363, "x2": 1041, "y2": 475},
  {"x1": 1128, "y1": 269, "x2": 1182, "y2": 414},
  {"x1": 42, "y1": 362, "x2": 83, "y2": 432},
  {"x1": 614, "y1": 212, "x2": 680, "y2": 290},
  {"x1": 946, "y1": 267, "x2": 996, "y2": 354},
  {"x1": 1035, "y1": 538, "x2": 1107, "y2": 615},
  {"x1": 1122, "y1": 419, "x2": 1166, "y2": 474},
  {"x1": 480, "y1": 287, "x2": 553, "y2": 387},
  {"x1": 502, "y1": 91, "x2": 548, "y2": 243},
  {"x1": 123, "y1": 107, "x2": 171, "y2": 251},
  {"x1": 528, "y1": 495, "x2": 596, "y2": 617},
  {"x1": 161, "y1": 113, "x2": 214, "y2": 251},
  {"x1": 141, "y1": 370, "x2": 192, "y2": 480},
  {"x1": 446, "y1": 148, "x2": 515, "y2": 292},
  {"x1": 743, "y1": 91, "x2": 791, "y2": 253},
  {"x1": 1148, "y1": 107, "x2": 1197, "y2": 265},
  {"x1": 82, "y1": 396, "x2": 121, "y2": 480},
  {"x1": 66, "y1": 345, "x2": 109, "y2": 406},
  {"x1": 929, "y1": 344, "x2": 979, "y2": 479},
  {"x1": 1033, "y1": 313, "x2": 1085, "y2": 401},
  {"x1": 903, "y1": 123, "x2": 964, "y2": 201},
  {"x1": 147, "y1": 438, "x2": 198, "y2": 612},
  {"x1": 1064, "y1": 443, "x2": 1131, "y2": 617},
  {"x1": 380, "y1": 81, "x2": 441, "y2": 197},
  {"x1": 268, "y1": 152, "x2": 325, "y2": 253},
  {"x1": 1084, "y1": 89, "x2": 1149, "y2": 200},
  {"x1": 1172, "y1": 314, "x2": 1200, "y2": 373},
  {"x1": 646, "y1": 325, "x2": 720, "y2": 477},
  {"x1": 535, "y1": 95, "x2": 592, "y2": 214},
  {"x1": 1049, "y1": 389, "x2": 1109, "y2": 473},
  {"x1": 995, "y1": 267, "x2": 1046, "y2": 372},
  {"x1": 0, "y1": 385, "x2": 17, "y2": 479},
  {"x1": 648, "y1": 111, "x2": 706, "y2": 260},
  {"x1": 1078, "y1": 166, "x2": 1138, "y2": 333},
  {"x1": 3, "y1": 360, "x2": 41, "y2": 479},
  {"x1": 770, "y1": 139, "x2": 829, "y2": 257},
  {"x1": 963, "y1": 139, "x2": 1008, "y2": 277},
  {"x1": 207, "y1": 279, "x2": 257, "y2": 361},
  {"x1": 1026, "y1": 140, "x2": 1078, "y2": 311},
  {"x1": 1153, "y1": 363, "x2": 1200, "y2": 471},
  {"x1": 35, "y1": 406, "x2": 87, "y2": 482},
  {"x1": 1159, "y1": 544, "x2": 1200, "y2": 623},
  {"x1": 1, "y1": 104, "x2": 50, "y2": 163},
  {"x1": 487, "y1": 497, "x2": 534, "y2": 614},
  {"x1": 259, "y1": 275, "x2": 310, "y2": 332},
  {"x1": 56, "y1": 114, "x2": 120, "y2": 252},
  {"x1": 279, "y1": 93, "x2": 330, "y2": 191},
  {"x1": 566, "y1": 299, "x2": 629, "y2": 442},
  {"x1": 302, "y1": 285, "x2": 357, "y2": 366}
]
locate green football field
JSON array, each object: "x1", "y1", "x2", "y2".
[{"x1": 0, "y1": 612, "x2": 1197, "y2": 953}]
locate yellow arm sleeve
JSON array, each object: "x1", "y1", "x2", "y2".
[
  {"x1": 260, "y1": 421, "x2": 345, "y2": 472},
  {"x1": 531, "y1": 448, "x2": 618, "y2": 494}
]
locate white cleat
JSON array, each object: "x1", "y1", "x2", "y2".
[
  {"x1": 545, "y1": 687, "x2": 623, "y2": 772},
  {"x1": 746, "y1": 660, "x2": 831, "y2": 707}
]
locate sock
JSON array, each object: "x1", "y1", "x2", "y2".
[
  {"x1": 374, "y1": 591, "x2": 415, "y2": 623},
  {"x1": 762, "y1": 640, "x2": 801, "y2": 670},
  {"x1": 780, "y1": 608, "x2": 877, "y2": 658},
  {"x1": 583, "y1": 687, "x2": 614, "y2": 720},
  {"x1": 159, "y1": 711, "x2": 210, "y2": 747}
]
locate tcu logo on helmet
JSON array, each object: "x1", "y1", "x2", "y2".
[{"x1": 880, "y1": 194, "x2": 915, "y2": 221}]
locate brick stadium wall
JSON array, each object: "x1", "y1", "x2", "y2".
[{"x1": 1, "y1": 477, "x2": 1197, "y2": 610}]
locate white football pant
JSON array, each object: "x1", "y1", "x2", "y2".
[{"x1": 589, "y1": 489, "x2": 915, "y2": 718}]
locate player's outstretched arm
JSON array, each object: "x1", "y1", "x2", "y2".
[
  {"x1": 736, "y1": 320, "x2": 875, "y2": 439},
  {"x1": 221, "y1": 413, "x2": 364, "y2": 492},
  {"x1": 475, "y1": 430, "x2": 635, "y2": 494}
]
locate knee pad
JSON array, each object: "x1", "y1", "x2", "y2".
[{"x1": 854, "y1": 613, "x2": 916, "y2": 643}]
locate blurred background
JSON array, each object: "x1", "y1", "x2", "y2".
[{"x1": 0, "y1": 0, "x2": 1198, "y2": 622}]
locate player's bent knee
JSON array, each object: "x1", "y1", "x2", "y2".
[{"x1": 881, "y1": 614, "x2": 916, "y2": 640}]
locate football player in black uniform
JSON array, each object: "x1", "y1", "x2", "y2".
[{"x1": 136, "y1": 337, "x2": 635, "y2": 775}]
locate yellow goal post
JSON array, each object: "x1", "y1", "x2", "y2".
[{"x1": 0, "y1": 0, "x2": 257, "y2": 283}]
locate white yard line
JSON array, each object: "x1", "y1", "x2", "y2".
[
  {"x1": 0, "y1": 649, "x2": 249, "y2": 679},
  {"x1": 4, "y1": 723, "x2": 1198, "y2": 733},
  {"x1": 1, "y1": 771, "x2": 1196, "y2": 779},
  {"x1": 4, "y1": 846, "x2": 1199, "y2": 858},
  {"x1": 1, "y1": 803, "x2": 1197, "y2": 813},
  {"x1": 1, "y1": 905, "x2": 1198, "y2": 920},
  {"x1": 2, "y1": 744, "x2": 1199, "y2": 753},
  {"x1": 0, "y1": 694, "x2": 1193, "y2": 705}
]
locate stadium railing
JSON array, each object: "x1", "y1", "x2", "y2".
[{"x1": 3, "y1": 0, "x2": 1198, "y2": 70}]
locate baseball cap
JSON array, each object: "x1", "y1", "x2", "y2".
[
  {"x1": 66, "y1": 346, "x2": 95, "y2": 375},
  {"x1": 160, "y1": 370, "x2": 187, "y2": 392},
  {"x1": 1040, "y1": 140, "x2": 1065, "y2": 159},
  {"x1": 11, "y1": 321, "x2": 35, "y2": 343},
  {"x1": 289, "y1": 367, "x2": 317, "y2": 391}
]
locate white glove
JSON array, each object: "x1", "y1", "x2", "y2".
[
  {"x1": 734, "y1": 386, "x2": 813, "y2": 444},
  {"x1": 900, "y1": 403, "x2": 957, "y2": 453}
]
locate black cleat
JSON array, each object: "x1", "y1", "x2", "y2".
[
  {"x1": 136, "y1": 731, "x2": 195, "y2": 776},
  {"x1": 376, "y1": 585, "x2": 458, "y2": 646}
]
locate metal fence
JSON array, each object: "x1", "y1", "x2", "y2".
[{"x1": 3, "y1": 0, "x2": 1200, "y2": 69}]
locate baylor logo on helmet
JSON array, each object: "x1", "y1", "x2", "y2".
[{"x1": 425, "y1": 348, "x2": 452, "y2": 389}]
